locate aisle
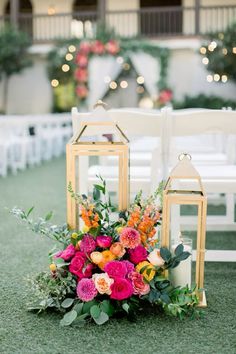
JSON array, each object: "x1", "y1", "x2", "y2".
[{"x1": 0, "y1": 157, "x2": 235, "y2": 354}]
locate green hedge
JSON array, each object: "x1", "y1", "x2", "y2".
[{"x1": 173, "y1": 94, "x2": 236, "y2": 110}]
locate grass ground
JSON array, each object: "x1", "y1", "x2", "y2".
[{"x1": 0, "y1": 156, "x2": 236, "y2": 354}]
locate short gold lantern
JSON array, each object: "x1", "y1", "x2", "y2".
[
  {"x1": 161, "y1": 153, "x2": 207, "y2": 307},
  {"x1": 66, "y1": 115, "x2": 129, "y2": 230}
]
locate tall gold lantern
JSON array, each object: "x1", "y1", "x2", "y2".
[
  {"x1": 66, "y1": 116, "x2": 129, "y2": 230},
  {"x1": 161, "y1": 153, "x2": 207, "y2": 307}
]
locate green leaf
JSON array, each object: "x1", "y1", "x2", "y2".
[
  {"x1": 61, "y1": 298, "x2": 74, "y2": 309},
  {"x1": 82, "y1": 300, "x2": 97, "y2": 314},
  {"x1": 174, "y1": 243, "x2": 184, "y2": 256},
  {"x1": 90, "y1": 305, "x2": 101, "y2": 319},
  {"x1": 45, "y1": 211, "x2": 53, "y2": 221},
  {"x1": 160, "y1": 293, "x2": 171, "y2": 304},
  {"x1": 60, "y1": 310, "x2": 77, "y2": 326},
  {"x1": 122, "y1": 303, "x2": 130, "y2": 313},
  {"x1": 94, "y1": 184, "x2": 105, "y2": 193},
  {"x1": 93, "y1": 311, "x2": 109, "y2": 325},
  {"x1": 160, "y1": 247, "x2": 172, "y2": 262},
  {"x1": 93, "y1": 187, "x2": 100, "y2": 201},
  {"x1": 73, "y1": 302, "x2": 84, "y2": 315},
  {"x1": 176, "y1": 251, "x2": 191, "y2": 261},
  {"x1": 26, "y1": 206, "x2": 34, "y2": 217},
  {"x1": 100, "y1": 300, "x2": 114, "y2": 316}
]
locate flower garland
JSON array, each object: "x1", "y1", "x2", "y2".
[{"x1": 11, "y1": 178, "x2": 202, "y2": 326}]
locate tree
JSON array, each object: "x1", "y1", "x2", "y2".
[
  {"x1": 199, "y1": 22, "x2": 236, "y2": 84},
  {"x1": 0, "y1": 26, "x2": 32, "y2": 113}
]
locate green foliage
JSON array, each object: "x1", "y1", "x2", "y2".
[
  {"x1": 200, "y1": 22, "x2": 236, "y2": 82},
  {"x1": 173, "y1": 93, "x2": 236, "y2": 110},
  {"x1": 0, "y1": 25, "x2": 32, "y2": 78}
]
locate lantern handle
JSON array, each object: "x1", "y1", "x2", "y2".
[{"x1": 178, "y1": 152, "x2": 192, "y2": 161}]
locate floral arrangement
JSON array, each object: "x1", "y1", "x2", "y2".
[{"x1": 11, "y1": 178, "x2": 201, "y2": 326}]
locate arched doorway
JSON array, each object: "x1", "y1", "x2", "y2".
[
  {"x1": 72, "y1": 0, "x2": 98, "y2": 38},
  {"x1": 140, "y1": 0, "x2": 182, "y2": 36},
  {"x1": 5, "y1": 0, "x2": 33, "y2": 37}
]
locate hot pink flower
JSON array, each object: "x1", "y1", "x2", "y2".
[
  {"x1": 159, "y1": 89, "x2": 173, "y2": 104},
  {"x1": 104, "y1": 261, "x2": 127, "y2": 279},
  {"x1": 96, "y1": 235, "x2": 113, "y2": 248},
  {"x1": 110, "y1": 277, "x2": 133, "y2": 300},
  {"x1": 76, "y1": 278, "x2": 97, "y2": 302},
  {"x1": 122, "y1": 260, "x2": 135, "y2": 275},
  {"x1": 79, "y1": 41, "x2": 91, "y2": 55},
  {"x1": 105, "y1": 40, "x2": 120, "y2": 55},
  {"x1": 80, "y1": 234, "x2": 96, "y2": 254},
  {"x1": 91, "y1": 40, "x2": 105, "y2": 54},
  {"x1": 120, "y1": 227, "x2": 141, "y2": 249},
  {"x1": 76, "y1": 84, "x2": 88, "y2": 99},
  {"x1": 128, "y1": 245, "x2": 148, "y2": 264},
  {"x1": 129, "y1": 271, "x2": 150, "y2": 296},
  {"x1": 77, "y1": 263, "x2": 94, "y2": 280},
  {"x1": 54, "y1": 244, "x2": 76, "y2": 261},
  {"x1": 69, "y1": 252, "x2": 86, "y2": 277}
]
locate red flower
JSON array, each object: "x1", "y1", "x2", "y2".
[
  {"x1": 79, "y1": 41, "x2": 91, "y2": 55},
  {"x1": 105, "y1": 40, "x2": 120, "y2": 55},
  {"x1": 76, "y1": 84, "x2": 88, "y2": 99},
  {"x1": 77, "y1": 263, "x2": 94, "y2": 280},
  {"x1": 128, "y1": 245, "x2": 148, "y2": 265},
  {"x1": 91, "y1": 40, "x2": 105, "y2": 55},
  {"x1": 76, "y1": 53, "x2": 88, "y2": 67},
  {"x1": 74, "y1": 68, "x2": 88, "y2": 82},
  {"x1": 110, "y1": 277, "x2": 134, "y2": 300},
  {"x1": 69, "y1": 252, "x2": 86, "y2": 277},
  {"x1": 158, "y1": 89, "x2": 173, "y2": 104}
]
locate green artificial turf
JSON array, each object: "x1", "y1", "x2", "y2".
[{"x1": 0, "y1": 156, "x2": 236, "y2": 354}]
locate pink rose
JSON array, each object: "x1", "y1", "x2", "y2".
[
  {"x1": 122, "y1": 260, "x2": 135, "y2": 275},
  {"x1": 96, "y1": 235, "x2": 112, "y2": 248},
  {"x1": 54, "y1": 244, "x2": 75, "y2": 261},
  {"x1": 159, "y1": 89, "x2": 173, "y2": 104},
  {"x1": 128, "y1": 245, "x2": 148, "y2": 264},
  {"x1": 79, "y1": 41, "x2": 91, "y2": 54},
  {"x1": 91, "y1": 40, "x2": 105, "y2": 54},
  {"x1": 110, "y1": 277, "x2": 133, "y2": 300},
  {"x1": 105, "y1": 40, "x2": 120, "y2": 55},
  {"x1": 104, "y1": 261, "x2": 127, "y2": 279},
  {"x1": 80, "y1": 234, "x2": 96, "y2": 254},
  {"x1": 77, "y1": 263, "x2": 94, "y2": 280},
  {"x1": 129, "y1": 271, "x2": 150, "y2": 296},
  {"x1": 74, "y1": 68, "x2": 88, "y2": 82},
  {"x1": 69, "y1": 252, "x2": 86, "y2": 277},
  {"x1": 76, "y1": 53, "x2": 88, "y2": 67},
  {"x1": 76, "y1": 84, "x2": 88, "y2": 99}
]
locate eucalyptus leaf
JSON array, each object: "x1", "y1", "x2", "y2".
[
  {"x1": 122, "y1": 303, "x2": 130, "y2": 313},
  {"x1": 93, "y1": 311, "x2": 109, "y2": 325},
  {"x1": 90, "y1": 305, "x2": 101, "y2": 319},
  {"x1": 174, "y1": 243, "x2": 184, "y2": 256},
  {"x1": 160, "y1": 247, "x2": 171, "y2": 262},
  {"x1": 60, "y1": 310, "x2": 77, "y2": 326},
  {"x1": 61, "y1": 298, "x2": 74, "y2": 309}
]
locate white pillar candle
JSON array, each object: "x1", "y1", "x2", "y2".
[{"x1": 170, "y1": 239, "x2": 192, "y2": 288}]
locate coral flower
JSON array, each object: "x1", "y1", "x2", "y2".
[
  {"x1": 120, "y1": 227, "x2": 141, "y2": 249},
  {"x1": 110, "y1": 242, "x2": 126, "y2": 257},
  {"x1": 76, "y1": 278, "x2": 97, "y2": 302},
  {"x1": 129, "y1": 271, "x2": 150, "y2": 296},
  {"x1": 92, "y1": 273, "x2": 114, "y2": 295},
  {"x1": 136, "y1": 261, "x2": 155, "y2": 282},
  {"x1": 110, "y1": 277, "x2": 133, "y2": 300},
  {"x1": 98, "y1": 250, "x2": 116, "y2": 270}
]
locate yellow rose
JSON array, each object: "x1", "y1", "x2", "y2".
[
  {"x1": 90, "y1": 251, "x2": 103, "y2": 264},
  {"x1": 116, "y1": 226, "x2": 124, "y2": 234},
  {"x1": 49, "y1": 263, "x2": 57, "y2": 272},
  {"x1": 92, "y1": 273, "x2": 114, "y2": 295},
  {"x1": 82, "y1": 225, "x2": 90, "y2": 233},
  {"x1": 71, "y1": 232, "x2": 78, "y2": 239},
  {"x1": 136, "y1": 261, "x2": 155, "y2": 282}
]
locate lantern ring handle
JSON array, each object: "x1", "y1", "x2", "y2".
[{"x1": 178, "y1": 153, "x2": 192, "y2": 161}]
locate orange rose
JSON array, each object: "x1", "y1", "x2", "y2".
[
  {"x1": 110, "y1": 242, "x2": 126, "y2": 257},
  {"x1": 98, "y1": 250, "x2": 115, "y2": 270}
]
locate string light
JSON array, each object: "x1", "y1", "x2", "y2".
[
  {"x1": 66, "y1": 53, "x2": 73, "y2": 61},
  {"x1": 137, "y1": 76, "x2": 145, "y2": 84},
  {"x1": 48, "y1": 6, "x2": 56, "y2": 15},
  {"x1": 222, "y1": 48, "x2": 228, "y2": 55},
  {"x1": 218, "y1": 33, "x2": 224, "y2": 40},
  {"x1": 51, "y1": 79, "x2": 59, "y2": 87},
  {"x1": 62, "y1": 64, "x2": 70, "y2": 72},
  {"x1": 104, "y1": 76, "x2": 111, "y2": 83},
  {"x1": 123, "y1": 63, "x2": 130, "y2": 71},
  {"x1": 116, "y1": 56, "x2": 124, "y2": 64},
  {"x1": 232, "y1": 47, "x2": 236, "y2": 54},
  {"x1": 208, "y1": 41, "x2": 217, "y2": 51},
  {"x1": 202, "y1": 57, "x2": 209, "y2": 65},
  {"x1": 120, "y1": 80, "x2": 128, "y2": 89},
  {"x1": 221, "y1": 75, "x2": 228, "y2": 83},
  {"x1": 200, "y1": 47, "x2": 206, "y2": 54},
  {"x1": 109, "y1": 81, "x2": 117, "y2": 90},
  {"x1": 68, "y1": 45, "x2": 76, "y2": 53},
  {"x1": 206, "y1": 75, "x2": 213, "y2": 83},
  {"x1": 214, "y1": 74, "x2": 220, "y2": 82}
]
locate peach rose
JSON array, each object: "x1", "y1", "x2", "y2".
[
  {"x1": 98, "y1": 250, "x2": 116, "y2": 270},
  {"x1": 90, "y1": 251, "x2": 103, "y2": 264},
  {"x1": 92, "y1": 273, "x2": 114, "y2": 295},
  {"x1": 147, "y1": 249, "x2": 165, "y2": 267},
  {"x1": 110, "y1": 242, "x2": 126, "y2": 257}
]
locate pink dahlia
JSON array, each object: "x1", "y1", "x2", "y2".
[
  {"x1": 96, "y1": 235, "x2": 113, "y2": 248},
  {"x1": 110, "y1": 277, "x2": 134, "y2": 300},
  {"x1": 69, "y1": 252, "x2": 86, "y2": 277},
  {"x1": 54, "y1": 244, "x2": 75, "y2": 261},
  {"x1": 120, "y1": 227, "x2": 141, "y2": 249},
  {"x1": 76, "y1": 278, "x2": 97, "y2": 302},
  {"x1": 80, "y1": 234, "x2": 96, "y2": 254},
  {"x1": 104, "y1": 261, "x2": 127, "y2": 279},
  {"x1": 129, "y1": 271, "x2": 150, "y2": 296},
  {"x1": 122, "y1": 260, "x2": 135, "y2": 275},
  {"x1": 128, "y1": 245, "x2": 148, "y2": 265}
]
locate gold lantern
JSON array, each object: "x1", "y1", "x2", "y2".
[
  {"x1": 161, "y1": 153, "x2": 207, "y2": 307},
  {"x1": 66, "y1": 113, "x2": 129, "y2": 230}
]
